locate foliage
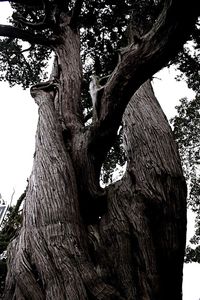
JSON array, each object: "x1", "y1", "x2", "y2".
[
  {"x1": 185, "y1": 245, "x2": 200, "y2": 263},
  {"x1": 171, "y1": 95, "x2": 200, "y2": 263},
  {"x1": 0, "y1": 38, "x2": 50, "y2": 89},
  {"x1": 173, "y1": 20, "x2": 200, "y2": 92}
]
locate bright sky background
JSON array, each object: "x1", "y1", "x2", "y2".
[{"x1": 0, "y1": 2, "x2": 200, "y2": 300}]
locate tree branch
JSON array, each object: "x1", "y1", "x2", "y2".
[
  {"x1": 89, "y1": 0, "x2": 200, "y2": 162},
  {"x1": 0, "y1": 24, "x2": 53, "y2": 46}
]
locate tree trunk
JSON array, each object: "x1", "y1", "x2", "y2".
[
  {"x1": 3, "y1": 24, "x2": 187, "y2": 300},
  {"x1": 97, "y1": 80, "x2": 187, "y2": 300}
]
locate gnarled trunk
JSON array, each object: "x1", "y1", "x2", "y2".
[{"x1": 4, "y1": 14, "x2": 187, "y2": 300}]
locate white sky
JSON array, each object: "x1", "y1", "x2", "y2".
[
  {"x1": 0, "y1": 2, "x2": 200, "y2": 300},
  {"x1": 0, "y1": 83, "x2": 37, "y2": 202}
]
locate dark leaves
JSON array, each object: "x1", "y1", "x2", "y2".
[{"x1": 0, "y1": 38, "x2": 51, "y2": 88}]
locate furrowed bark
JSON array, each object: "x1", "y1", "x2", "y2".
[{"x1": 54, "y1": 20, "x2": 83, "y2": 128}]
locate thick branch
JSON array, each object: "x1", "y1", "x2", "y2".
[
  {"x1": 90, "y1": 0, "x2": 199, "y2": 160},
  {"x1": 0, "y1": 24, "x2": 53, "y2": 46}
]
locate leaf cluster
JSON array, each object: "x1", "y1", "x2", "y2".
[
  {"x1": 171, "y1": 96, "x2": 200, "y2": 205},
  {"x1": 0, "y1": 38, "x2": 50, "y2": 88},
  {"x1": 185, "y1": 245, "x2": 200, "y2": 263},
  {"x1": 173, "y1": 21, "x2": 200, "y2": 92}
]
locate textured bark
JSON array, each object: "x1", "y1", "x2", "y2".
[{"x1": 2, "y1": 1, "x2": 192, "y2": 299}]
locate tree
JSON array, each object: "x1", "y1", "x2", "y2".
[{"x1": 0, "y1": 0, "x2": 199, "y2": 299}]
